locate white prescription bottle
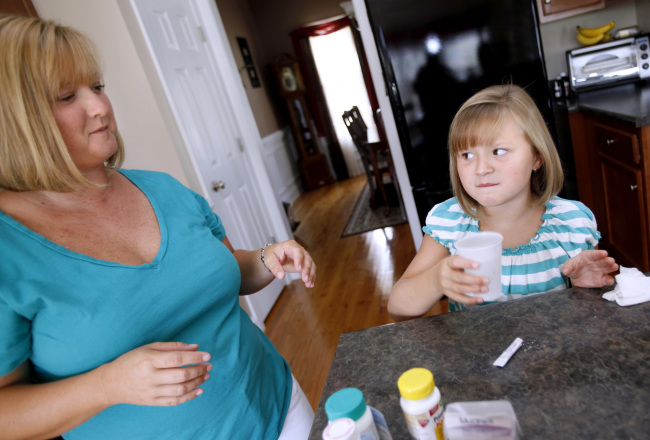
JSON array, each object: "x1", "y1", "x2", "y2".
[
  {"x1": 322, "y1": 417, "x2": 360, "y2": 440},
  {"x1": 325, "y1": 388, "x2": 380, "y2": 440},
  {"x1": 397, "y1": 368, "x2": 444, "y2": 440}
]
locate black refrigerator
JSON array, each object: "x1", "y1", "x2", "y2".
[{"x1": 364, "y1": 0, "x2": 576, "y2": 223}]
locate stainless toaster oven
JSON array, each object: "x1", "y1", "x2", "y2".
[{"x1": 566, "y1": 34, "x2": 650, "y2": 91}]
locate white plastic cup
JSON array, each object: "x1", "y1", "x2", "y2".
[{"x1": 455, "y1": 232, "x2": 503, "y2": 301}]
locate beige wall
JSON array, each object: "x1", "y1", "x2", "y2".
[
  {"x1": 637, "y1": 0, "x2": 650, "y2": 35},
  {"x1": 31, "y1": 0, "x2": 193, "y2": 188},
  {"x1": 215, "y1": 0, "x2": 281, "y2": 137}
]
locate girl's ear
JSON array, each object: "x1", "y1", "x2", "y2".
[{"x1": 534, "y1": 152, "x2": 543, "y2": 172}]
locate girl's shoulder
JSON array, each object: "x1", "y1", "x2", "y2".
[
  {"x1": 538, "y1": 196, "x2": 600, "y2": 249},
  {"x1": 423, "y1": 197, "x2": 476, "y2": 237},
  {"x1": 545, "y1": 197, "x2": 596, "y2": 224},
  {"x1": 426, "y1": 197, "x2": 471, "y2": 220}
]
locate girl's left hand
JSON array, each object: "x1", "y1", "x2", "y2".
[
  {"x1": 263, "y1": 240, "x2": 316, "y2": 288},
  {"x1": 562, "y1": 249, "x2": 618, "y2": 288}
]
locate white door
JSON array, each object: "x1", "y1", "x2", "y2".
[{"x1": 131, "y1": 0, "x2": 283, "y2": 328}]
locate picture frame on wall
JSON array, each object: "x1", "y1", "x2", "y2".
[{"x1": 236, "y1": 37, "x2": 261, "y2": 88}]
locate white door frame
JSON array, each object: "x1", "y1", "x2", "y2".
[
  {"x1": 118, "y1": 0, "x2": 293, "y2": 245},
  {"x1": 351, "y1": 0, "x2": 423, "y2": 249}
]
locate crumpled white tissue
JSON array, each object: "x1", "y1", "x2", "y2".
[{"x1": 602, "y1": 266, "x2": 650, "y2": 306}]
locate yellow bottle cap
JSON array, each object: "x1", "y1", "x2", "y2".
[{"x1": 398, "y1": 368, "x2": 435, "y2": 400}]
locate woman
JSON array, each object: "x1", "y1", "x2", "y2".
[{"x1": 0, "y1": 14, "x2": 315, "y2": 439}]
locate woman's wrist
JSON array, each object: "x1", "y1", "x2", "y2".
[
  {"x1": 94, "y1": 361, "x2": 121, "y2": 408},
  {"x1": 260, "y1": 243, "x2": 273, "y2": 274}
]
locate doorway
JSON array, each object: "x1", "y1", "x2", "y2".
[
  {"x1": 308, "y1": 22, "x2": 378, "y2": 177},
  {"x1": 290, "y1": 15, "x2": 384, "y2": 182}
]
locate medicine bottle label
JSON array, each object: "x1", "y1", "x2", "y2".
[{"x1": 402, "y1": 402, "x2": 444, "y2": 440}]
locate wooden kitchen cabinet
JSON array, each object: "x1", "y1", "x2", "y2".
[{"x1": 570, "y1": 112, "x2": 650, "y2": 271}]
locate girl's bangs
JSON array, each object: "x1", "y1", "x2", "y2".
[{"x1": 450, "y1": 106, "x2": 507, "y2": 154}]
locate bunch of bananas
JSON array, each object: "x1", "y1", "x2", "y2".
[{"x1": 576, "y1": 21, "x2": 615, "y2": 46}]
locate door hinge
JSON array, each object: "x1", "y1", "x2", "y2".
[
  {"x1": 197, "y1": 26, "x2": 206, "y2": 42},
  {"x1": 237, "y1": 138, "x2": 244, "y2": 152}
]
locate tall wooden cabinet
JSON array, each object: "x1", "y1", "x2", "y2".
[
  {"x1": 570, "y1": 112, "x2": 650, "y2": 271},
  {"x1": 271, "y1": 54, "x2": 334, "y2": 190}
]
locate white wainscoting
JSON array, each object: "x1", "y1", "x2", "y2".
[{"x1": 261, "y1": 128, "x2": 302, "y2": 206}]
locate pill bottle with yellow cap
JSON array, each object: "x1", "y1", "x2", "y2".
[{"x1": 397, "y1": 368, "x2": 444, "y2": 440}]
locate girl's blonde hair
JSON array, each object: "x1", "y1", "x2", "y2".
[
  {"x1": 0, "y1": 14, "x2": 124, "y2": 192},
  {"x1": 448, "y1": 84, "x2": 563, "y2": 217}
]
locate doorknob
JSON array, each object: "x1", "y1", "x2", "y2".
[{"x1": 211, "y1": 180, "x2": 226, "y2": 192}]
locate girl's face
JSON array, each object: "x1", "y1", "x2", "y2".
[
  {"x1": 51, "y1": 80, "x2": 118, "y2": 174},
  {"x1": 456, "y1": 115, "x2": 542, "y2": 210}
]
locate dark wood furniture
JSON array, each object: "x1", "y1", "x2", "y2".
[
  {"x1": 308, "y1": 283, "x2": 650, "y2": 439},
  {"x1": 272, "y1": 54, "x2": 334, "y2": 191},
  {"x1": 569, "y1": 82, "x2": 650, "y2": 272},
  {"x1": 342, "y1": 106, "x2": 403, "y2": 210}
]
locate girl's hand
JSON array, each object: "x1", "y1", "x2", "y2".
[
  {"x1": 99, "y1": 342, "x2": 212, "y2": 407},
  {"x1": 562, "y1": 249, "x2": 618, "y2": 288},
  {"x1": 433, "y1": 255, "x2": 490, "y2": 305},
  {"x1": 263, "y1": 240, "x2": 316, "y2": 288}
]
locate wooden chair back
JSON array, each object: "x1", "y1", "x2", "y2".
[
  {"x1": 342, "y1": 106, "x2": 403, "y2": 209},
  {"x1": 342, "y1": 106, "x2": 370, "y2": 152}
]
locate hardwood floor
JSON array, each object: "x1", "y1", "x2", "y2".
[{"x1": 264, "y1": 176, "x2": 447, "y2": 411}]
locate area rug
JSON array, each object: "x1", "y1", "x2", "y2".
[{"x1": 341, "y1": 183, "x2": 407, "y2": 237}]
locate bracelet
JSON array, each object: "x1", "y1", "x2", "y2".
[{"x1": 261, "y1": 243, "x2": 273, "y2": 274}]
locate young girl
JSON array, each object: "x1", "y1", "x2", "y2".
[{"x1": 388, "y1": 84, "x2": 618, "y2": 321}]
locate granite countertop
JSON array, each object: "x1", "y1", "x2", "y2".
[
  {"x1": 570, "y1": 80, "x2": 650, "y2": 127},
  {"x1": 308, "y1": 285, "x2": 650, "y2": 439}
]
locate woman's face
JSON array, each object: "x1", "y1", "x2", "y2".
[{"x1": 51, "y1": 81, "x2": 118, "y2": 174}]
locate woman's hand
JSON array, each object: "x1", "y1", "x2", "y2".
[
  {"x1": 263, "y1": 240, "x2": 316, "y2": 288},
  {"x1": 99, "y1": 342, "x2": 212, "y2": 407},
  {"x1": 432, "y1": 255, "x2": 489, "y2": 305},
  {"x1": 563, "y1": 249, "x2": 618, "y2": 288}
]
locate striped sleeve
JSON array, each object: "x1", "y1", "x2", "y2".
[
  {"x1": 422, "y1": 198, "x2": 476, "y2": 252},
  {"x1": 544, "y1": 198, "x2": 600, "y2": 256}
]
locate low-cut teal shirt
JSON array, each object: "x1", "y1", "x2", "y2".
[{"x1": 0, "y1": 169, "x2": 291, "y2": 439}]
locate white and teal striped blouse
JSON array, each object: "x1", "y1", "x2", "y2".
[{"x1": 423, "y1": 197, "x2": 600, "y2": 312}]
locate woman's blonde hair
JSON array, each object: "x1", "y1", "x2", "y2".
[
  {"x1": 0, "y1": 14, "x2": 124, "y2": 192},
  {"x1": 448, "y1": 84, "x2": 563, "y2": 217}
]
